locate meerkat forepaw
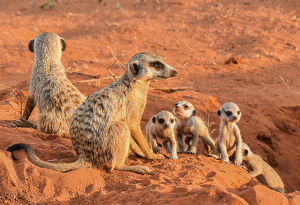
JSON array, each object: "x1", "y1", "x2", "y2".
[
  {"x1": 156, "y1": 153, "x2": 165, "y2": 159},
  {"x1": 170, "y1": 155, "x2": 178, "y2": 160},
  {"x1": 187, "y1": 151, "x2": 196, "y2": 154},
  {"x1": 153, "y1": 147, "x2": 160, "y2": 153},
  {"x1": 223, "y1": 159, "x2": 231, "y2": 165},
  {"x1": 234, "y1": 160, "x2": 242, "y2": 167},
  {"x1": 11, "y1": 119, "x2": 36, "y2": 128}
]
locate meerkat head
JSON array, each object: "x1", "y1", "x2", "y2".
[
  {"x1": 217, "y1": 102, "x2": 241, "y2": 123},
  {"x1": 152, "y1": 110, "x2": 176, "y2": 131},
  {"x1": 28, "y1": 32, "x2": 66, "y2": 61},
  {"x1": 241, "y1": 143, "x2": 252, "y2": 159},
  {"x1": 173, "y1": 101, "x2": 197, "y2": 119},
  {"x1": 126, "y1": 52, "x2": 177, "y2": 82}
]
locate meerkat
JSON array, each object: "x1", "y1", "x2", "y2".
[
  {"x1": 10, "y1": 32, "x2": 85, "y2": 138},
  {"x1": 7, "y1": 52, "x2": 178, "y2": 175},
  {"x1": 146, "y1": 110, "x2": 178, "y2": 159},
  {"x1": 173, "y1": 101, "x2": 215, "y2": 154},
  {"x1": 208, "y1": 102, "x2": 243, "y2": 166},
  {"x1": 242, "y1": 143, "x2": 285, "y2": 193}
]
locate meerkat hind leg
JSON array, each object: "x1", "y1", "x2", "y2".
[
  {"x1": 184, "y1": 137, "x2": 196, "y2": 154},
  {"x1": 11, "y1": 94, "x2": 36, "y2": 128},
  {"x1": 130, "y1": 137, "x2": 145, "y2": 158},
  {"x1": 111, "y1": 123, "x2": 154, "y2": 175},
  {"x1": 11, "y1": 118, "x2": 37, "y2": 129}
]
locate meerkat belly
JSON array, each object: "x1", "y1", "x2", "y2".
[{"x1": 226, "y1": 134, "x2": 237, "y2": 155}]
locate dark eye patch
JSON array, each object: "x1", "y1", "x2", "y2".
[
  {"x1": 184, "y1": 105, "x2": 188, "y2": 109},
  {"x1": 158, "y1": 119, "x2": 164, "y2": 124},
  {"x1": 237, "y1": 111, "x2": 241, "y2": 115},
  {"x1": 151, "y1": 61, "x2": 164, "y2": 69},
  {"x1": 170, "y1": 119, "x2": 174, "y2": 123},
  {"x1": 225, "y1": 111, "x2": 232, "y2": 116}
]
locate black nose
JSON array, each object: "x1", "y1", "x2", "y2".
[{"x1": 172, "y1": 70, "x2": 178, "y2": 76}]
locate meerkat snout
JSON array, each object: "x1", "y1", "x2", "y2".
[{"x1": 170, "y1": 69, "x2": 178, "y2": 77}]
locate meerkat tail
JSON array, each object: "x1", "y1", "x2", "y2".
[
  {"x1": 7, "y1": 143, "x2": 91, "y2": 172},
  {"x1": 271, "y1": 187, "x2": 285, "y2": 193},
  {"x1": 200, "y1": 136, "x2": 215, "y2": 147}
]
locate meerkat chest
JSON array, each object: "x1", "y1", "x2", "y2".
[
  {"x1": 176, "y1": 125, "x2": 193, "y2": 135},
  {"x1": 154, "y1": 128, "x2": 172, "y2": 140},
  {"x1": 225, "y1": 132, "x2": 236, "y2": 144},
  {"x1": 223, "y1": 126, "x2": 236, "y2": 144}
]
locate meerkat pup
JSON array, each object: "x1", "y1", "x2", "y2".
[
  {"x1": 146, "y1": 110, "x2": 177, "y2": 159},
  {"x1": 8, "y1": 52, "x2": 178, "y2": 175},
  {"x1": 242, "y1": 143, "x2": 285, "y2": 193},
  {"x1": 208, "y1": 102, "x2": 243, "y2": 166},
  {"x1": 10, "y1": 32, "x2": 85, "y2": 138},
  {"x1": 173, "y1": 101, "x2": 215, "y2": 154}
]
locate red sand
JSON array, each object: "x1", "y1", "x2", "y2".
[{"x1": 1, "y1": 0, "x2": 300, "y2": 204}]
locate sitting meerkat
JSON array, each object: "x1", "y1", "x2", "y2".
[
  {"x1": 208, "y1": 102, "x2": 243, "y2": 166},
  {"x1": 146, "y1": 110, "x2": 178, "y2": 159},
  {"x1": 242, "y1": 143, "x2": 285, "y2": 193},
  {"x1": 173, "y1": 101, "x2": 215, "y2": 154},
  {"x1": 8, "y1": 52, "x2": 178, "y2": 175},
  {"x1": 10, "y1": 32, "x2": 85, "y2": 138}
]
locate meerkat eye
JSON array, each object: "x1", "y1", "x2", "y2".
[
  {"x1": 237, "y1": 111, "x2": 241, "y2": 115},
  {"x1": 158, "y1": 119, "x2": 164, "y2": 124},
  {"x1": 151, "y1": 61, "x2": 164, "y2": 69},
  {"x1": 184, "y1": 105, "x2": 188, "y2": 109},
  {"x1": 225, "y1": 111, "x2": 232, "y2": 116},
  {"x1": 170, "y1": 119, "x2": 174, "y2": 123}
]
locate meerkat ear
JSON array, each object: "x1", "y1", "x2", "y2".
[
  {"x1": 152, "y1": 116, "x2": 156, "y2": 124},
  {"x1": 28, "y1": 39, "x2": 35, "y2": 52},
  {"x1": 60, "y1": 38, "x2": 66, "y2": 51},
  {"x1": 243, "y1": 149, "x2": 249, "y2": 156},
  {"x1": 129, "y1": 61, "x2": 142, "y2": 76},
  {"x1": 192, "y1": 109, "x2": 197, "y2": 116},
  {"x1": 217, "y1": 109, "x2": 221, "y2": 116}
]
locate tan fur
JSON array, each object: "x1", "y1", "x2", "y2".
[
  {"x1": 146, "y1": 111, "x2": 177, "y2": 159},
  {"x1": 242, "y1": 143, "x2": 285, "y2": 193},
  {"x1": 8, "y1": 52, "x2": 178, "y2": 175},
  {"x1": 208, "y1": 102, "x2": 243, "y2": 166},
  {"x1": 11, "y1": 32, "x2": 85, "y2": 138},
  {"x1": 173, "y1": 101, "x2": 215, "y2": 154}
]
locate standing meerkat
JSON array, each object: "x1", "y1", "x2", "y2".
[
  {"x1": 146, "y1": 110, "x2": 178, "y2": 159},
  {"x1": 173, "y1": 101, "x2": 215, "y2": 154},
  {"x1": 242, "y1": 143, "x2": 285, "y2": 193},
  {"x1": 10, "y1": 32, "x2": 85, "y2": 138},
  {"x1": 208, "y1": 102, "x2": 243, "y2": 166},
  {"x1": 8, "y1": 52, "x2": 178, "y2": 175}
]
